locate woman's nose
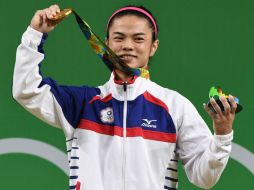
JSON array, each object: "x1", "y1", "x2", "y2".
[{"x1": 122, "y1": 39, "x2": 134, "y2": 51}]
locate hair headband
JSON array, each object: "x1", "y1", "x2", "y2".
[{"x1": 107, "y1": 7, "x2": 158, "y2": 37}]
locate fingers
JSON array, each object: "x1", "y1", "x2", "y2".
[
  {"x1": 203, "y1": 103, "x2": 217, "y2": 119},
  {"x1": 30, "y1": 4, "x2": 61, "y2": 33},
  {"x1": 203, "y1": 95, "x2": 237, "y2": 119},
  {"x1": 228, "y1": 95, "x2": 237, "y2": 113},
  {"x1": 204, "y1": 94, "x2": 236, "y2": 136},
  {"x1": 210, "y1": 97, "x2": 223, "y2": 115},
  {"x1": 219, "y1": 96, "x2": 231, "y2": 115},
  {"x1": 50, "y1": 4, "x2": 60, "y2": 13},
  {"x1": 45, "y1": 4, "x2": 61, "y2": 19}
]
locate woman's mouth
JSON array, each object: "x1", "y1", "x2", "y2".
[{"x1": 119, "y1": 54, "x2": 137, "y2": 62}]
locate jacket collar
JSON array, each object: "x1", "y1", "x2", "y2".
[
  {"x1": 112, "y1": 71, "x2": 138, "y2": 85},
  {"x1": 103, "y1": 72, "x2": 148, "y2": 101}
]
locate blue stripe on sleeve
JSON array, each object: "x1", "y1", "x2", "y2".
[
  {"x1": 36, "y1": 32, "x2": 101, "y2": 129},
  {"x1": 38, "y1": 33, "x2": 48, "y2": 54},
  {"x1": 38, "y1": 77, "x2": 100, "y2": 129}
]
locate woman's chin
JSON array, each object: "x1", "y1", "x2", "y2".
[{"x1": 124, "y1": 62, "x2": 139, "y2": 69}]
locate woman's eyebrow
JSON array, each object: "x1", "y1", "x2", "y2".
[
  {"x1": 113, "y1": 32, "x2": 125, "y2": 36},
  {"x1": 113, "y1": 32, "x2": 146, "y2": 36},
  {"x1": 133, "y1": 33, "x2": 146, "y2": 36}
]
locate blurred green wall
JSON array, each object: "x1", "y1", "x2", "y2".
[{"x1": 0, "y1": 0, "x2": 253, "y2": 189}]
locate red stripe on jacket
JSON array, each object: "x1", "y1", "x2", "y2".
[{"x1": 78, "y1": 119, "x2": 176, "y2": 143}]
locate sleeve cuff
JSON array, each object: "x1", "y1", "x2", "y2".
[
  {"x1": 214, "y1": 130, "x2": 234, "y2": 146},
  {"x1": 22, "y1": 26, "x2": 48, "y2": 50}
]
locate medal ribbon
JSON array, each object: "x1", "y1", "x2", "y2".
[{"x1": 53, "y1": 8, "x2": 150, "y2": 79}]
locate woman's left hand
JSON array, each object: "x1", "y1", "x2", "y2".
[{"x1": 203, "y1": 95, "x2": 237, "y2": 135}]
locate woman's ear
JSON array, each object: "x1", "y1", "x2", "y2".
[{"x1": 149, "y1": 39, "x2": 159, "y2": 57}]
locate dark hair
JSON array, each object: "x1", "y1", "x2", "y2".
[{"x1": 107, "y1": 5, "x2": 159, "y2": 42}]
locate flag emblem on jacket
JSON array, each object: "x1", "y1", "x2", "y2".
[{"x1": 100, "y1": 107, "x2": 114, "y2": 124}]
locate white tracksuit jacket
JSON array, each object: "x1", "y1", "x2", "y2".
[{"x1": 13, "y1": 26, "x2": 233, "y2": 190}]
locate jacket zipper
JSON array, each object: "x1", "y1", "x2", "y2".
[{"x1": 122, "y1": 81, "x2": 127, "y2": 190}]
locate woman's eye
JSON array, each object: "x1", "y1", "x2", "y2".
[
  {"x1": 114, "y1": 37, "x2": 123, "y2": 40},
  {"x1": 135, "y1": 38, "x2": 144, "y2": 42}
]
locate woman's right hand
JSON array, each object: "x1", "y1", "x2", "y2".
[{"x1": 30, "y1": 4, "x2": 61, "y2": 33}]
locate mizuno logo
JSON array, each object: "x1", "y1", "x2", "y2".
[{"x1": 141, "y1": 119, "x2": 157, "y2": 128}]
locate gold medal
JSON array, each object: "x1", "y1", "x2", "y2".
[{"x1": 51, "y1": 8, "x2": 73, "y2": 21}]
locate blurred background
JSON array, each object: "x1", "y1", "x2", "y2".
[{"x1": 0, "y1": 0, "x2": 253, "y2": 189}]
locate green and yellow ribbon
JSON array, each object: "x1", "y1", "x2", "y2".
[{"x1": 52, "y1": 8, "x2": 150, "y2": 79}]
